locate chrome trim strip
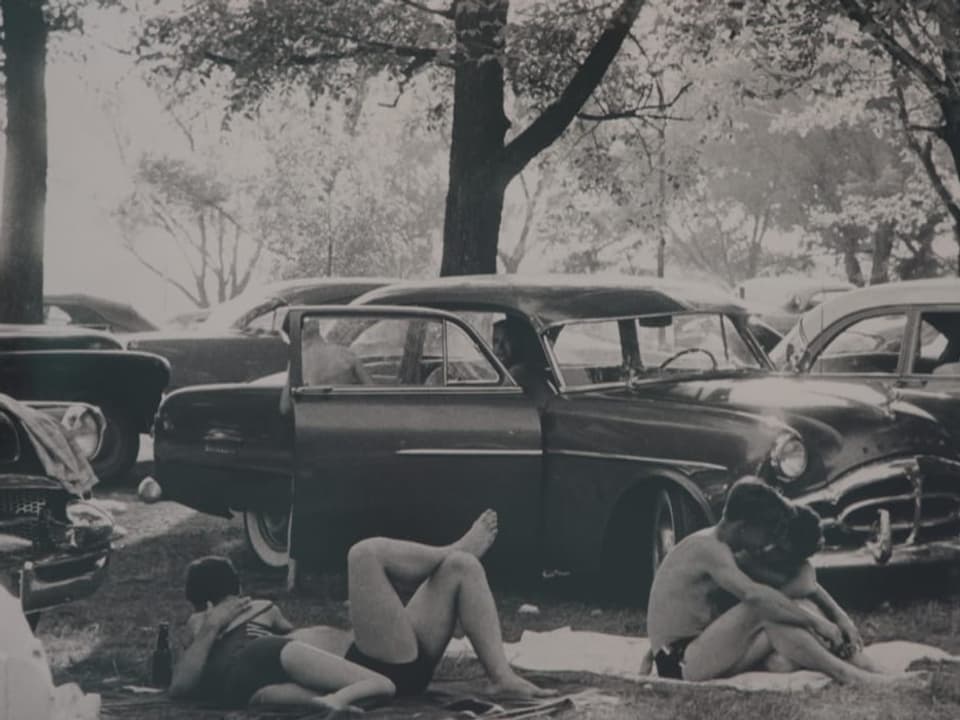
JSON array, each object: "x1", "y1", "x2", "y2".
[
  {"x1": 293, "y1": 385, "x2": 524, "y2": 397},
  {"x1": 396, "y1": 448, "x2": 541, "y2": 457},
  {"x1": 546, "y1": 448, "x2": 727, "y2": 472},
  {"x1": 799, "y1": 457, "x2": 921, "y2": 506}
]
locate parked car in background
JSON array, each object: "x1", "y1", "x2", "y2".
[
  {"x1": 44, "y1": 293, "x2": 158, "y2": 334},
  {"x1": 1, "y1": 325, "x2": 170, "y2": 484},
  {"x1": 125, "y1": 277, "x2": 396, "y2": 390},
  {"x1": 0, "y1": 397, "x2": 114, "y2": 628},
  {"x1": 737, "y1": 276, "x2": 855, "y2": 335},
  {"x1": 165, "y1": 308, "x2": 211, "y2": 330},
  {"x1": 770, "y1": 277, "x2": 960, "y2": 443},
  {"x1": 147, "y1": 276, "x2": 960, "y2": 597}
]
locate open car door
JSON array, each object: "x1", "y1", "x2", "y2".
[{"x1": 287, "y1": 306, "x2": 543, "y2": 570}]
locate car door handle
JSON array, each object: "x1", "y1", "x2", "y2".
[{"x1": 203, "y1": 429, "x2": 243, "y2": 443}]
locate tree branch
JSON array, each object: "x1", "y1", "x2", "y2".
[
  {"x1": 122, "y1": 240, "x2": 205, "y2": 307},
  {"x1": 394, "y1": 0, "x2": 454, "y2": 19},
  {"x1": 500, "y1": 0, "x2": 646, "y2": 180},
  {"x1": 837, "y1": 0, "x2": 946, "y2": 98}
]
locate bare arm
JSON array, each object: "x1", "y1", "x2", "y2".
[
  {"x1": 268, "y1": 605, "x2": 296, "y2": 635},
  {"x1": 169, "y1": 596, "x2": 253, "y2": 699},
  {"x1": 706, "y1": 542, "x2": 839, "y2": 640}
]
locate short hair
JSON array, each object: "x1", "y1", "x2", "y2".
[
  {"x1": 783, "y1": 505, "x2": 823, "y2": 563},
  {"x1": 185, "y1": 556, "x2": 240, "y2": 611},
  {"x1": 722, "y1": 477, "x2": 792, "y2": 536}
]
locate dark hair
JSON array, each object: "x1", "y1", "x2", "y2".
[
  {"x1": 185, "y1": 556, "x2": 240, "y2": 611},
  {"x1": 722, "y1": 477, "x2": 792, "y2": 536},
  {"x1": 782, "y1": 505, "x2": 823, "y2": 563}
]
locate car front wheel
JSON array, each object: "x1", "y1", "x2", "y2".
[
  {"x1": 243, "y1": 508, "x2": 290, "y2": 568},
  {"x1": 91, "y1": 406, "x2": 140, "y2": 486}
]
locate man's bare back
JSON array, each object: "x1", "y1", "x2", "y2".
[{"x1": 646, "y1": 528, "x2": 730, "y2": 652}]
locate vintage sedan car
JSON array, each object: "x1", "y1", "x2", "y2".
[
  {"x1": 1, "y1": 397, "x2": 114, "y2": 628},
  {"x1": 149, "y1": 276, "x2": 960, "y2": 595},
  {"x1": 1, "y1": 325, "x2": 170, "y2": 484},
  {"x1": 737, "y1": 276, "x2": 854, "y2": 335},
  {"x1": 44, "y1": 293, "x2": 158, "y2": 334},
  {"x1": 770, "y1": 277, "x2": 960, "y2": 444},
  {"x1": 126, "y1": 277, "x2": 395, "y2": 390}
]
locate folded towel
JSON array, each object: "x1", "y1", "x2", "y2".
[{"x1": 0, "y1": 394, "x2": 97, "y2": 496}]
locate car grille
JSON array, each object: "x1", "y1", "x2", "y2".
[
  {"x1": 803, "y1": 456, "x2": 960, "y2": 549},
  {"x1": 0, "y1": 489, "x2": 53, "y2": 542}
]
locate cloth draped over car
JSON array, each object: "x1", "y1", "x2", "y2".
[{"x1": 0, "y1": 394, "x2": 97, "y2": 496}]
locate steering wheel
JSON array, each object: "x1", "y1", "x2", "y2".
[{"x1": 658, "y1": 347, "x2": 718, "y2": 371}]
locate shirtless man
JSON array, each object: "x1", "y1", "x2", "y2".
[{"x1": 646, "y1": 478, "x2": 911, "y2": 685}]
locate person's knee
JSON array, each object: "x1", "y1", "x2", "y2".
[
  {"x1": 347, "y1": 538, "x2": 384, "y2": 569},
  {"x1": 441, "y1": 550, "x2": 484, "y2": 578}
]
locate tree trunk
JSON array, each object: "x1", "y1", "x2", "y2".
[
  {"x1": 0, "y1": 0, "x2": 48, "y2": 323},
  {"x1": 840, "y1": 232, "x2": 864, "y2": 286},
  {"x1": 869, "y1": 222, "x2": 894, "y2": 285},
  {"x1": 440, "y1": 0, "x2": 510, "y2": 276}
]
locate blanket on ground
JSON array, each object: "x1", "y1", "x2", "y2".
[
  {"x1": 444, "y1": 627, "x2": 960, "y2": 692},
  {"x1": 0, "y1": 393, "x2": 97, "y2": 496},
  {"x1": 100, "y1": 681, "x2": 618, "y2": 719}
]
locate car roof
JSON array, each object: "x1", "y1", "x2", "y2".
[
  {"x1": 354, "y1": 274, "x2": 746, "y2": 330},
  {"x1": 262, "y1": 277, "x2": 399, "y2": 303},
  {"x1": 44, "y1": 292, "x2": 158, "y2": 332},
  {"x1": 795, "y1": 277, "x2": 960, "y2": 336},
  {"x1": 0, "y1": 323, "x2": 123, "y2": 350}
]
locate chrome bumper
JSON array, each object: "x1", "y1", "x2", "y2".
[
  {"x1": 813, "y1": 536, "x2": 960, "y2": 570},
  {"x1": 17, "y1": 545, "x2": 111, "y2": 614},
  {"x1": 800, "y1": 454, "x2": 960, "y2": 569}
]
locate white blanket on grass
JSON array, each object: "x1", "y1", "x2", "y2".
[{"x1": 444, "y1": 627, "x2": 960, "y2": 692}]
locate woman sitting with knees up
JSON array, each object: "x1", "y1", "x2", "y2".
[{"x1": 169, "y1": 510, "x2": 554, "y2": 712}]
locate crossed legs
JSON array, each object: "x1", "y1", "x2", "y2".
[
  {"x1": 681, "y1": 600, "x2": 910, "y2": 685},
  {"x1": 347, "y1": 510, "x2": 553, "y2": 699}
]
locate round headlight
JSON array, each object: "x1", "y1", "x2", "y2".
[
  {"x1": 60, "y1": 405, "x2": 104, "y2": 460},
  {"x1": 771, "y1": 433, "x2": 807, "y2": 479}
]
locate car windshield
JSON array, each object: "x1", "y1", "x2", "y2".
[
  {"x1": 201, "y1": 290, "x2": 283, "y2": 331},
  {"x1": 550, "y1": 312, "x2": 763, "y2": 388}
]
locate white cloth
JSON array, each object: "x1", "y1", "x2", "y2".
[
  {"x1": 443, "y1": 627, "x2": 959, "y2": 693},
  {"x1": 0, "y1": 586, "x2": 100, "y2": 719}
]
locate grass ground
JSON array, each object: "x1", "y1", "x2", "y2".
[{"x1": 39, "y1": 489, "x2": 960, "y2": 719}]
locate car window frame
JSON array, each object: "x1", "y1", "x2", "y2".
[
  {"x1": 801, "y1": 306, "x2": 912, "y2": 378},
  {"x1": 286, "y1": 305, "x2": 514, "y2": 394},
  {"x1": 901, "y1": 303, "x2": 960, "y2": 377}
]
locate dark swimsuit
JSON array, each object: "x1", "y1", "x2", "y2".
[
  {"x1": 654, "y1": 637, "x2": 694, "y2": 680},
  {"x1": 344, "y1": 642, "x2": 437, "y2": 697},
  {"x1": 204, "y1": 618, "x2": 292, "y2": 708}
]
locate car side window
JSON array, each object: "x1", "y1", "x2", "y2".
[
  {"x1": 247, "y1": 309, "x2": 279, "y2": 333},
  {"x1": 911, "y1": 312, "x2": 960, "y2": 375},
  {"x1": 440, "y1": 321, "x2": 500, "y2": 385},
  {"x1": 301, "y1": 316, "x2": 497, "y2": 387},
  {"x1": 810, "y1": 313, "x2": 907, "y2": 375}
]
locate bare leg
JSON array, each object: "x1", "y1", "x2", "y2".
[
  {"x1": 682, "y1": 603, "x2": 774, "y2": 680},
  {"x1": 405, "y1": 551, "x2": 555, "y2": 699},
  {"x1": 348, "y1": 511, "x2": 499, "y2": 663}
]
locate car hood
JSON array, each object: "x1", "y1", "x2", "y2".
[{"x1": 620, "y1": 374, "x2": 955, "y2": 495}]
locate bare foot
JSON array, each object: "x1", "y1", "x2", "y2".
[
  {"x1": 453, "y1": 509, "x2": 498, "y2": 558},
  {"x1": 487, "y1": 674, "x2": 558, "y2": 700},
  {"x1": 853, "y1": 670, "x2": 928, "y2": 689}
]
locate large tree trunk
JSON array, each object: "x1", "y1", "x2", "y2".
[
  {"x1": 869, "y1": 222, "x2": 894, "y2": 285},
  {"x1": 441, "y1": 0, "x2": 646, "y2": 276},
  {"x1": 440, "y1": 0, "x2": 510, "y2": 276},
  {"x1": 0, "y1": 0, "x2": 48, "y2": 323}
]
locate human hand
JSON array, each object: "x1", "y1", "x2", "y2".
[
  {"x1": 816, "y1": 618, "x2": 843, "y2": 650},
  {"x1": 203, "y1": 596, "x2": 252, "y2": 632},
  {"x1": 837, "y1": 615, "x2": 863, "y2": 652}
]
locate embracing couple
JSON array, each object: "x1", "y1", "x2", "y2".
[{"x1": 645, "y1": 477, "x2": 919, "y2": 685}]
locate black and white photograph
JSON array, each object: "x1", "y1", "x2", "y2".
[{"x1": 1, "y1": 1, "x2": 960, "y2": 718}]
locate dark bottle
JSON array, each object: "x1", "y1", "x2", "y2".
[{"x1": 151, "y1": 622, "x2": 173, "y2": 688}]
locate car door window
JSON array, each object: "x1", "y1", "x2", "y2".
[
  {"x1": 441, "y1": 321, "x2": 500, "y2": 385},
  {"x1": 810, "y1": 313, "x2": 907, "y2": 375},
  {"x1": 911, "y1": 312, "x2": 960, "y2": 375}
]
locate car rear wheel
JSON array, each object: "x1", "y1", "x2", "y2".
[
  {"x1": 92, "y1": 406, "x2": 140, "y2": 486},
  {"x1": 244, "y1": 508, "x2": 290, "y2": 568}
]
